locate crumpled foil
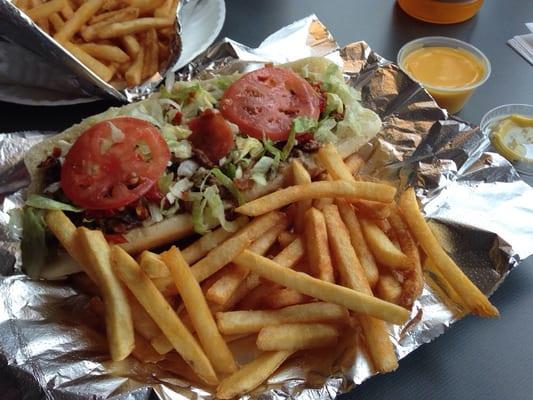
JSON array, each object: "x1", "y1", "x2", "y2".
[
  {"x1": 1, "y1": 15, "x2": 532, "y2": 400},
  {"x1": 0, "y1": 0, "x2": 182, "y2": 102}
]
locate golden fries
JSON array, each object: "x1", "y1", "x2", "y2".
[
  {"x1": 375, "y1": 273, "x2": 402, "y2": 304},
  {"x1": 138, "y1": 250, "x2": 169, "y2": 278},
  {"x1": 63, "y1": 42, "x2": 114, "y2": 81},
  {"x1": 291, "y1": 160, "x2": 312, "y2": 233},
  {"x1": 235, "y1": 181, "x2": 396, "y2": 216},
  {"x1": 162, "y1": 247, "x2": 237, "y2": 374},
  {"x1": 256, "y1": 323, "x2": 338, "y2": 351},
  {"x1": 111, "y1": 246, "x2": 218, "y2": 385},
  {"x1": 217, "y1": 351, "x2": 293, "y2": 399},
  {"x1": 216, "y1": 302, "x2": 348, "y2": 335},
  {"x1": 399, "y1": 188, "x2": 498, "y2": 317},
  {"x1": 27, "y1": 0, "x2": 66, "y2": 20},
  {"x1": 77, "y1": 227, "x2": 135, "y2": 361},
  {"x1": 234, "y1": 250, "x2": 410, "y2": 325},
  {"x1": 303, "y1": 207, "x2": 335, "y2": 282},
  {"x1": 79, "y1": 42, "x2": 129, "y2": 62}
]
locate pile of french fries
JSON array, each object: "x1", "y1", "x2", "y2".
[
  {"x1": 13, "y1": 0, "x2": 178, "y2": 87},
  {"x1": 44, "y1": 143, "x2": 498, "y2": 399}
]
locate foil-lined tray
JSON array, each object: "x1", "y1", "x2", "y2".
[
  {"x1": 0, "y1": 15, "x2": 532, "y2": 400},
  {"x1": 0, "y1": 0, "x2": 183, "y2": 102}
]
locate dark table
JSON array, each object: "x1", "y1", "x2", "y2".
[{"x1": 1, "y1": 1, "x2": 533, "y2": 399}]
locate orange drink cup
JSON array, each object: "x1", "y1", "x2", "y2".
[{"x1": 398, "y1": 37, "x2": 491, "y2": 114}]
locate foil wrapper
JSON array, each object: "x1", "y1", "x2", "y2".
[
  {"x1": 1, "y1": 15, "x2": 533, "y2": 400},
  {"x1": 0, "y1": 0, "x2": 182, "y2": 102}
]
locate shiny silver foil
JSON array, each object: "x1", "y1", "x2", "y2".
[
  {"x1": 1, "y1": 15, "x2": 532, "y2": 400},
  {"x1": 0, "y1": 0, "x2": 182, "y2": 102}
]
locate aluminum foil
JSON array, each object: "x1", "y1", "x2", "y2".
[
  {"x1": 1, "y1": 15, "x2": 533, "y2": 400},
  {"x1": 0, "y1": 0, "x2": 182, "y2": 102}
]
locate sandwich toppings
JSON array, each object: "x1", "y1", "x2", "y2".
[{"x1": 29, "y1": 59, "x2": 382, "y2": 239}]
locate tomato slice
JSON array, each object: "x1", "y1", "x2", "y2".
[
  {"x1": 188, "y1": 109, "x2": 234, "y2": 164},
  {"x1": 219, "y1": 66, "x2": 320, "y2": 142},
  {"x1": 61, "y1": 117, "x2": 170, "y2": 210}
]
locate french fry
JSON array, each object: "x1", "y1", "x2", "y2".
[
  {"x1": 323, "y1": 204, "x2": 398, "y2": 372},
  {"x1": 235, "y1": 181, "x2": 396, "y2": 217},
  {"x1": 90, "y1": 17, "x2": 173, "y2": 40},
  {"x1": 80, "y1": 6, "x2": 140, "y2": 40},
  {"x1": 161, "y1": 247, "x2": 237, "y2": 375},
  {"x1": 78, "y1": 43, "x2": 130, "y2": 63},
  {"x1": 389, "y1": 207, "x2": 424, "y2": 308},
  {"x1": 49, "y1": 12, "x2": 65, "y2": 32},
  {"x1": 63, "y1": 42, "x2": 114, "y2": 82},
  {"x1": 76, "y1": 227, "x2": 134, "y2": 361},
  {"x1": 273, "y1": 236, "x2": 305, "y2": 268},
  {"x1": 44, "y1": 210, "x2": 97, "y2": 283},
  {"x1": 206, "y1": 218, "x2": 289, "y2": 305},
  {"x1": 126, "y1": 0, "x2": 165, "y2": 12},
  {"x1": 262, "y1": 287, "x2": 311, "y2": 309},
  {"x1": 316, "y1": 143, "x2": 354, "y2": 182},
  {"x1": 256, "y1": 323, "x2": 338, "y2": 351},
  {"x1": 154, "y1": 0, "x2": 176, "y2": 18},
  {"x1": 313, "y1": 197, "x2": 334, "y2": 210},
  {"x1": 292, "y1": 160, "x2": 312, "y2": 233},
  {"x1": 189, "y1": 212, "x2": 284, "y2": 283},
  {"x1": 121, "y1": 34, "x2": 141, "y2": 57},
  {"x1": 126, "y1": 290, "x2": 162, "y2": 340},
  {"x1": 399, "y1": 188, "x2": 498, "y2": 317},
  {"x1": 352, "y1": 199, "x2": 392, "y2": 219},
  {"x1": 132, "y1": 333, "x2": 164, "y2": 363},
  {"x1": 344, "y1": 152, "x2": 365, "y2": 175},
  {"x1": 110, "y1": 246, "x2": 218, "y2": 385},
  {"x1": 54, "y1": 0, "x2": 104, "y2": 43},
  {"x1": 375, "y1": 272, "x2": 402, "y2": 305},
  {"x1": 27, "y1": 0, "x2": 66, "y2": 21},
  {"x1": 360, "y1": 218, "x2": 410, "y2": 270},
  {"x1": 277, "y1": 231, "x2": 297, "y2": 248},
  {"x1": 216, "y1": 302, "x2": 348, "y2": 335},
  {"x1": 138, "y1": 250, "x2": 169, "y2": 278},
  {"x1": 101, "y1": 0, "x2": 123, "y2": 11},
  {"x1": 125, "y1": 46, "x2": 144, "y2": 86},
  {"x1": 216, "y1": 351, "x2": 293, "y2": 399},
  {"x1": 233, "y1": 250, "x2": 410, "y2": 325},
  {"x1": 303, "y1": 208, "x2": 335, "y2": 282},
  {"x1": 15, "y1": 0, "x2": 30, "y2": 10},
  {"x1": 60, "y1": 0, "x2": 74, "y2": 19},
  {"x1": 337, "y1": 200, "x2": 379, "y2": 287}
]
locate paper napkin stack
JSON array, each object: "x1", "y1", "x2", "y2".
[{"x1": 508, "y1": 23, "x2": 533, "y2": 66}]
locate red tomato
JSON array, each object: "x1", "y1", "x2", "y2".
[
  {"x1": 219, "y1": 66, "x2": 320, "y2": 142},
  {"x1": 61, "y1": 117, "x2": 170, "y2": 210},
  {"x1": 105, "y1": 233, "x2": 128, "y2": 244},
  {"x1": 188, "y1": 109, "x2": 234, "y2": 164}
]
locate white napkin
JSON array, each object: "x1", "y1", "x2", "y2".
[{"x1": 508, "y1": 23, "x2": 533, "y2": 66}]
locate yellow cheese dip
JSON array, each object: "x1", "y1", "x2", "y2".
[
  {"x1": 399, "y1": 43, "x2": 489, "y2": 113},
  {"x1": 491, "y1": 114, "x2": 533, "y2": 162}
]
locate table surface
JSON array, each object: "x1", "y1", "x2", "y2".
[{"x1": 1, "y1": 1, "x2": 533, "y2": 399}]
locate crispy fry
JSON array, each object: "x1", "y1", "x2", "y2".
[
  {"x1": 90, "y1": 17, "x2": 173, "y2": 39},
  {"x1": 399, "y1": 188, "x2": 498, "y2": 317},
  {"x1": 80, "y1": 7, "x2": 139, "y2": 40},
  {"x1": 60, "y1": 0, "x2": 74, "y2": 19},
  {"x1": 126, "y1": 0, "x2": 165, "y2": 12},
  {"x1": 126, "y1": 290, "x2": 162, "y2": 340},
  {"x1": 132, "y1": 333, "x2": 165, "y2": 363},
  {"x1": 360, "y1": 218, "x2": 410, "y2": 270},
  {"x1": 79, "y1": 43, "x2": 130, "y2": 63},
  {"x1": 235, "y1": 181, "x2": 396, "y2": 217},
  {"x1": 63, "y1": 42, "x2": 114, "y2": 81},
  {"x1": 233, "y1": 250, "x2": 410, "y2": 325},
  {"x1": 125, "y1": 45, "x2": 144, "y2": 86},
  {"x1": 344, "y1": 152, "x2": 365, "y2": 175},
  {"x1": 257, "y1": 323, "x2": 338, "y2": 351},
  {"x1": 154, "y1": 0, "x2": 176, "y2": 18},
  {"x1": 323, "y1": 204, "x2": 398, "y2": 372},
  {"x1": 162, "y1": 247, "x2": 237, "y2": 374},
  {"x1": 217, "y1": 351, "x2": 293, "y2": 399},
  {"x1": 352, "y1": 199, "x2": 391, "y2": 219},
  {"x1": 303, "y1": 208, "x2": 335, "y2": 282},
  {"x1": 375, "y1": 272, "x2": 402, "y2": 305},
  {"x1": 110, "y1": 246, "x2": 218, "y2": 385},
  {"x1": 54, "y1": 0, "x2": 104, "y2": 43},
  {"x1": 216, "y1": 302, "x2": 348, "y2": 335},
  {"x1": 138, "y1": 250, "x2": 169, "y2": 278},
  {"x1": 337, "y1": 200, "x2": 379, "y2": 287},
  {"x1": 313, "y1": 197, "x2": 334, "y2": 210},
  {"x1": 277, "y1": 231, "x2": 297, "y2": 248},
  {"x1": 262, "y1": 287, "x2": 311, "y2": 309},
  {"x1": 389, "y1": 207, "x2": 424, "y2": 308},
  {"x1": 141, "y1": 28, "x2": 158, "y2": 78},
  {"x1": 27, "y1": 0, "x2": 66, "y2": 20},
  {"x1": 316, "y1": 143, "x2": 354, "y2": 182},
  {"x1": 292, "y1": 160, "x2": 312, "y2": 233},
  {"x1": 49, "y1": 12, "x2": 65, "y2": 31},
  {"x1": 77, "y1": 227, "x2": 134, "y2": 361},
  {"x1": 121, "y1": 34, "x2": 141, "y2": 57}
]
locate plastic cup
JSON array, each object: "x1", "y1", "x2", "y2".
[{"x1": 397, "y1": 37, "x2": 491, "y2": 114}]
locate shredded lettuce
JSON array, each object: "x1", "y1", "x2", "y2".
[
  {"x1": 166, "y1": 178, "x2": 194, "y2": 204},
  {"x1": 190, "y1": 185, "x2": 239, "y2": 234},
  {"x1": 211, "y1": 168, "x2": 244, "y2": 205},
  {"x1": 21, "y1": 207, "x2": 47, "y2": 279},
  {"x1": 234, "y1": 136, "x2": 264, "y2": 164},
  {"x1": 250, "y1": 156, "x2": 274, "y2": 186},
  {"x1": 191, "y1": 192, "x2": 210, "y2": 234},
  {"x1": 147, "y1": 202, "x2": 164, "y2": 224},
  {"x1": 26, "y1": 194, "x2": 83, "y2": 212},
  {"x1": 281, "y1": 116, "x2": 318, "y2": 160},
  {"x1": 203, "y1": 185, "x2": 239, "y2": 232},
  {"x1": 314, "y1": 118, "x2": 338, "y2": 144},
  {"x1": 325, "y1": 92, "x2": 344, "y2": 116},
  {"x1": 123, "y1": 98, "x2": 166, "y2": 128},
  {"x1": 263, "y1": 139, "x2": 282, "y2": 169},
  {"x1": 161, "y1": 123, "x2": 191, "y2": 140},
  {"x1": 157, "y1": 172, "x2": 174, "y2": 194}
]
